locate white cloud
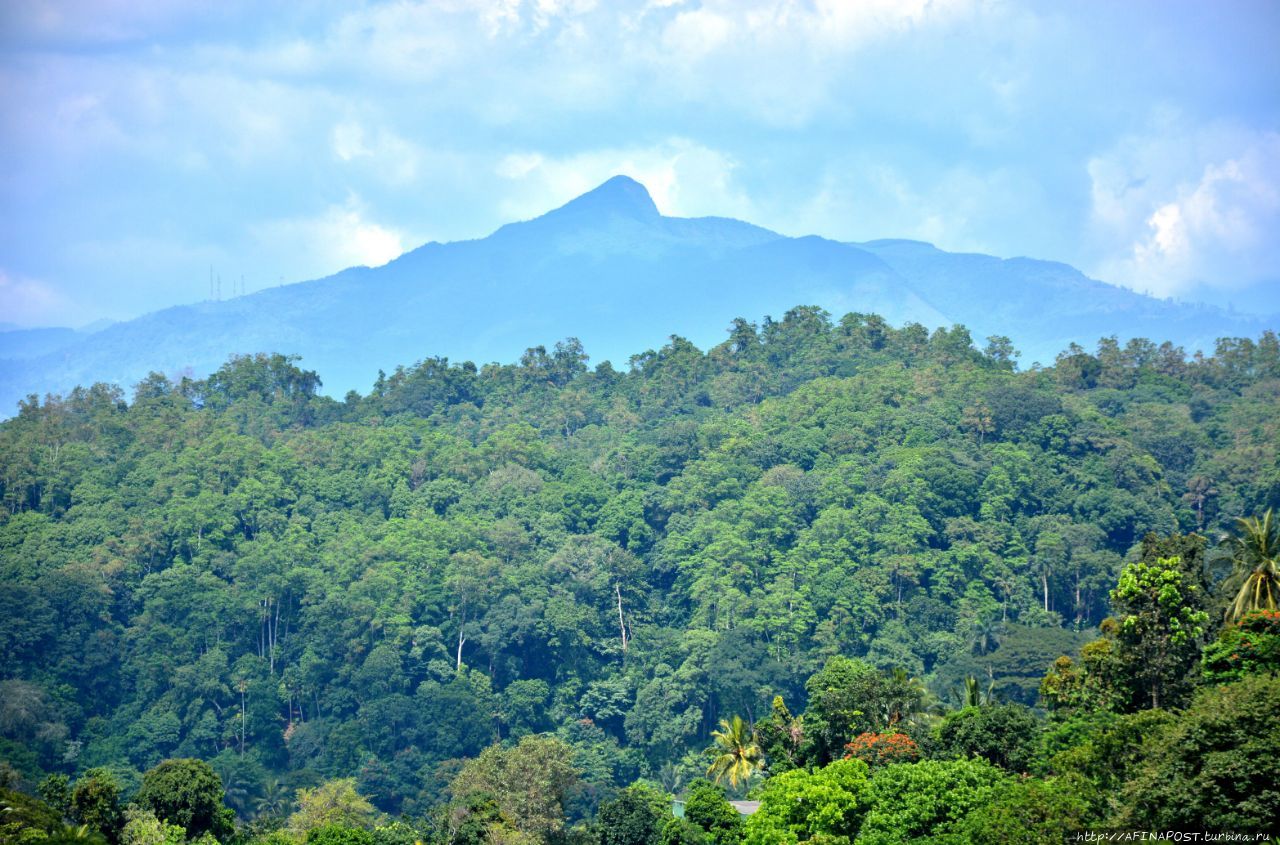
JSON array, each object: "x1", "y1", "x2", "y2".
[
  {"x1": 1089, "y1": 125, "x2": 1280, "y2": 297},
  {"x1": 779, "y1": 159, "x2": 1038, "y2": 256},
  {"x1": 254, "y1": 198, "x2": 408, "y2": 276},
  {"x1": 492, "y1": 138, "x2": 751, "y2": 221},
  {"x1": 0, "y1": 269, "x2": 75, "y2": 327},
  {"x1": 330, "y1": 121, "x2": 422, "y2": 185}
]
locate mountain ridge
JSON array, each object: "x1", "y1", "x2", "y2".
[{"x1": 1, "y1": 176, "x2": 1274, "y2": 411}]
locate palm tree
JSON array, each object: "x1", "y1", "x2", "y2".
[
  {"x1": 969, "y1": 615, "x2": 1005, "y2": 656},
  {"x1": 959, "y1": 675, "x2": 996, "y2": 708},
  {"x1": 45, "y1": 824, "x2": 108, "y2": 844},
  {"x1": 705, "y1": 716, "x2": 763, "y2": 789},
  {"x1": 253, "y1": 778, "x2": 292, "y2": 820},
  {"x1": 1225, "y1": 509, "x2": 1280, "y2": 624},
  {"x1": 883, "y1": 668, "x2": 932, "y2": 727}
]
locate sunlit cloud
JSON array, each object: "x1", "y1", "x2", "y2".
[
  {"x1": 1088, "y1": 124, "x2": 1280, "y2": 298},
  {"x1": 492, "y1": 139, "x2": 751, "y2": 222},
  {"x1": 253, "y1": 197, "x2": 410, "y2": 277}
]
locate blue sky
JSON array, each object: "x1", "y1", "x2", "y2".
[{"x1": 1, "y1": 0, "x2": 1278, "y2": 328}]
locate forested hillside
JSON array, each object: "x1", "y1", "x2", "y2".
[{"x1": 2, "y1": 308, "x2": 1279, "y2": 842}]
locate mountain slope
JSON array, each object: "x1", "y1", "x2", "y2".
[
  {"x1": 1, "y1": 176, "x2": 1272, "y2": 410},
  {"x1": 855, "y1": 239, "x2": 1268, "y2": 365}
]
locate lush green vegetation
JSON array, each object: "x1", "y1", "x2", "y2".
[{"x1": 2, "y1": 308, "x2": 1278, "y2": 842}]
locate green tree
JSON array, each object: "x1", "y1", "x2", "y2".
[
  {"x1": 1110, "y1": 556, "x2": 1208, "y2": 709},
  {"x1": 957, "y1": 775, "x2": 1090, "y2": 844},
  {"x1": 659, "y1": 818, "x2": 708, "y2": 845},
  {"x1": 1041, "y1": 709, "x2": 1173, "y2": 822},
  {"x1": 596, "y1": 784, "x2": 670, "y2": 845},
  {"x1": 856, "y1": 758, "x2": 1006, "y2": 845},
  {"x1": 119, "y1": 808, "x2": 186, "y2": 845},
  {"x1": 1, "y1": 785, "x2": 65, "y2": 842},
  {"x1": 935, "y1": 704, "x2": 1041, "y2": 773},
  {"x1": 70, "y1": 769, "x2": 124, "y2": 844},
  {"x1": 287, "y1": 779, "x2": 379, "y2": 839},
  {"x1": 1202, "y1": 609, "x2": 1280, "y2": 682},
  {"x1": 1118, "y1": 675, "x2": 1280, "y2": 833},
  {"x1": 1039, "y1": 629, "x2": 1128, "y2": 715},
  {"x1": 681, "y1": 780, "x2": 742, "y2": 845},
  {"x1": 448, "y1": 735, "x2": 580, "y2": 843},
  {"x1": 754, "y1": 697, "x2": 803, "y2": 775},
  {"x1": 306, "y1": 825, "x2": 376, "y2": 845},
  {"x1": 743, "y1": 758, "x2": 871, "y2": 845},
  {"x1": 705, "y1": 716, "x2": 762, "y2": 789},
  {"x1": 136, "y1": 759, "x2": 234, "y2": 843},
  {"x1": 39, "y1": 773, "x2": 72, "y2": 819},
  {"x1": 801, "y1": 657, "x2": 879, "y2": 765}
]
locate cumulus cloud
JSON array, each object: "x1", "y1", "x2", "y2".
[
  {"x1": 330, "y1": 121, "x2": 423, "y2": 186},
  {"x1": 492, "y1": 138, "x2": 752, "y2": 221},
  {"x1": 253, "y1": 198, "x2": 409, "y2": 278},
  {"x1": 0, "y1": 270, "x2": 75, "y2": 327},
  {"x1": 1089, "y1": 125, "x2": 1280, "y2": 297},
  {"x1": 777, "y1": 158, "x2": 1046, "y2": 256}
]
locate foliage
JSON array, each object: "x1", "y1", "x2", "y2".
[
  {"x1": 69, "y1": 769, "x2": 124, "y2": 843},
  {"x1": 1039, "y1": 633, "x2": 1128, "y2": 715},
  {"x1": 1039, "y1": 709, "x2": 1173, "y2": 822},
  {"x1": 119, "y1": 808, "x2": 186, "y2": 845},
  {"x1": 753, "y1": 698, "x2": 803, "y2": 776},
  {"x1": 287, "y1": 780, "x2": 379, "y2": 838},
  {"x1": 1224, "y1": 509, "x2": 1280, "y2": 623},
  {"x1": 1, "y1": 312, "x2": 1279, "y2": 836},
  {"x1": 802, "y1": 659, "x2": 899, "y2": 766},
  {"x1": 1201, "y1": 609, "x2": 1280, "y2": 682},
  {"x1": 680, "y1": 781, "x2": 741, "y2": 845},
  {"x1": 38, "y1": 774, "x2": 72, "y2": 819},
  {"x1": 743, "y1": 758, "x2": 870, "y2": 845},
  {"x1": 956, "y1": 775, "x2": 1090, "y2": 844},
  {"x1": 448, "y1": 734, "x2": 580, "y2": 843},
  {"x1": 1117, "y1": 674, "x2": 1280, "y2": 833},
  {"x1": 136, "y1": 758, "x2": 234, "y2": 842},
  {"x1": 595, "y1": 784, "x2": 670, "y2": 845},
  {"x1": 1, "y1": 785, "x2": 66, "y2": 841},
  {"x1": 658, "y1": 818, "x2": 708, "y2": 845},
  {"x1": 934, "y1": 704, "x2": 1041, "y2": 773},
  {"x1": 1110, "y1": 556, "x2": 1209, "y2": 709},
  {"x1": 854, "y1": 758, "x2": 1006, "y2": 845},
  {"x1": 306, "y1": 825, "x2": 375, "y2": 845}
]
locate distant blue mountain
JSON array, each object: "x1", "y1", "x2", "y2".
[{"x1": 1, "y1": 176, "x2": 1273, "y2": 411}]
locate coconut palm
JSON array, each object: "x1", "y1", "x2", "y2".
[
  {"x1": 968, "y1": 615, "x2": 1005, "y2": 656},
  {"x1": 45, "y1": 824, "x2": 108, "y2": 844},
  {"x1": 1225, "y1": 509, "x2": 1280, "y2": 624},
  {"x1": 957, "y1": 675, "x2": 996, "y2": 708},
  {"x1": 253, "y1": 778, "x2": 292, "y2": 820},
  {"x1": 705, "y1": 715, "x2": 763, "y2": 789}
]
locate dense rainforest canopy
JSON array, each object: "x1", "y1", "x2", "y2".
[{"x1": 2, "y1": 307, "x2": 1278, "y2": 842}]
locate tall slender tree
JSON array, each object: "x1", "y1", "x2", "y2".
[
  {"x1": 706, "y1": 716, "x2": 763, "y2": 789},
  {"x1": 1225, "y1": 509, "x2": 1280, "y2": 624}
]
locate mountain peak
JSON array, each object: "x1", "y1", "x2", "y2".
[{"x1": 549, "y1": 175, "x2": 660, "y2": 221}]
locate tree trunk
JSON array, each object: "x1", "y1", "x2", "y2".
[
  {"x1": 615, "y1": 582, "x2": 628, "y2": 653},
  {"x1": 456, "y1": 606, "x2": 467, "y2": 671}
]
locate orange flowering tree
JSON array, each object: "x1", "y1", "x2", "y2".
[{"x1": 843, "y1": 732, "x2": 920, "y2": 767}]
